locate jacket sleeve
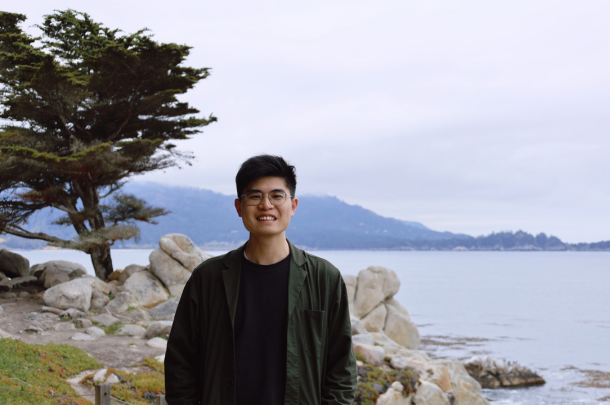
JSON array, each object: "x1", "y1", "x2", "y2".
[
  {"x1": 321, "y1": 273, "x2": 358, "y2": 405},
  {"x1": 165, "y1": 275, "x2": 203, "y2": 405}
]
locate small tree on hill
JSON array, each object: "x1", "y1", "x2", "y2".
[{"x1": 0, "y1": 10, "x2": 215, "y2": 280}]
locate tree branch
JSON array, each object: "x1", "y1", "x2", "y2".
[
  {"x1": 108, "y1": 81, "x2": 142, "y2": 142},
  {"x1": 0, "y1": 226, "x2": 79, "y2": 249}
]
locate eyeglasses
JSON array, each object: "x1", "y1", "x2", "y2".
[{"x1": 240, "y1": 190, "x2": 293, "y2": 206}]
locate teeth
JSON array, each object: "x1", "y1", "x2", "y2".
[{"x1": 257, "y1": 216, "x2": 276, "y2": 221}]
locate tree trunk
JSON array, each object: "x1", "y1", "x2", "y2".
[{"x1": 90, "y1": 244, "x2": 114, "y2": 280}]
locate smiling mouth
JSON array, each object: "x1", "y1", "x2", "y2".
[{"x1": 257, "y1": 216, "x2": 277, "y2": 221}]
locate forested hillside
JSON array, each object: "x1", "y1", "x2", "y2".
[{"x1": 2, "y1": 183, "x2": 608, "y2": 250}]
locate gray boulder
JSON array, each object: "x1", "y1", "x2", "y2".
[
  {"x1": 148, "y1": 297, "x2": 179, "y2": 320},
  {"x1": 463, "y1": 356, "x2": 545, "y2": 388},
  {"x1": 350, "y1": 315, "x2": 367, "y2": 335},
  {"x1": 53, "y1": 322, "x2": 76, "y2": 331},
  {"x1": 24, "y1": 312, "x2": 53, "y2": 322},
  {"x1": 0, "y1": 271, "x2": 7, "y2": 282},
  {"x1": 352, "y1": 333, "x2": 375, "y2": 346},
  {"x1": 123, "y1": 271, "x2": 169, "y2": 308},
  {"x1": 71, "y1": 332, "x2": 96, "y2": 341},
  {"x1": 413, "y1": 380, "x2": 449, "y2": 405},
  {"x1": 82, "y1": 276, "x2": 111, "y2": 309},
  {"x1": 433, "y1": 357, "x2": 489, "y2": 405},
  {"x1": 144, "y1": 320, "x2": 173, "y2": 339},
  {"x1": 74, "y1": 318, "x2": 92, "y2": 328},
  {"x1": 148, "y1": 249, "x2": 191, "y2": 296},
  {"x1": 42, "y1": 268, "x2": 70, "y2": 289},
  {"x1": 158, "y1": 233, "x2": 212, "y2": 271},
  {"x1": 31, "y1": 261, "x2": 86, "y2": 283},
  {"x1": 86, "y1": 326, "x2": 106, "y2": 337},
  {"x1": 115, "y1": 324, "x2": 146, "y2": 337},
  {"x1": 360, "y1": 303, "x2": 387, "y2": 332},
  {"x1": 59, "y1": 308, "x2": 86, "y2": 319},
  {"x1": 353, "y1": 343, "x2": 385, "y2": 366},
  {"x1": 384, "y1": 305, "x2": 420, "y2": 350},
  {"x1": 377, "y1": 382, "x2": 413, "y2": 405},
  {"x1": 90, "y1": 313, "x2": 119, "y2": 327},
  {"x1": 146, "y1": 337, "x2": 168, "y2": 349},
  {"x1": 353, "y1": 266, "x2": 400, "y2": 318},
  {"x1": 0, "y1": 276, "x2": 37, "y2": 291},
  {"x1": 0, "y1": 305, "x2": 3, "y2": 316},
  {"x1": 0, "y1": 249, "x2": 30, "y2": 278},
  {"x1": 105, "y1": 291, "x2": 139, "y2": 314},
  {"x1": 118, "y1": 264, "x2": 146, "y2": 285},
  {"x1": 43, "y1": 278, "x2": 96, "y2": 312},
  {"x1": 121, "y1": 307, "x2": 151, "y2": 322}
]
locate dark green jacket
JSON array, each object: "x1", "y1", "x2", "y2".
[{"x1": 165, "y1": 241, "x2": 357, "y2": 405}]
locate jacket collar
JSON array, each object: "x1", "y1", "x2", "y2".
[{"x1": 221, "y1": 239, "x2": 307, "y2": 327}]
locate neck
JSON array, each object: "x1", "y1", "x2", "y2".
[{"x1": 245, "y1": 233, "x2": 290, "y2": 265}]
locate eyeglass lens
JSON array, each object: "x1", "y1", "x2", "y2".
[{"x1": 245, "y1": 191, "x2": 287, "y2": 205}]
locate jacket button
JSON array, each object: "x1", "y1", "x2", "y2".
[{"x1": 227, "y1": 381, "x2": 234, "y2": 388}]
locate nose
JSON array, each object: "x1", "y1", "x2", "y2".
[{"x1": 259, "y1": 195, "x2": 274, "y2": 209}]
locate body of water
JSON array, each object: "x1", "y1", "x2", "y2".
[{"x1": 18, "y1": 249, "x2": 610, "y2": 404}]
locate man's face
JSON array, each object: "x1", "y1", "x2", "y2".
[{"x1": 234, "y1": 176, "x2": 298, "y2": 239}]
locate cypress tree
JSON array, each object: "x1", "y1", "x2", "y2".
[{"x1": 0, "y1": 10, "x2": 215, "y2": 280}]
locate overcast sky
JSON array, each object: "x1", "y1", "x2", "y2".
[{"x1": 9, "y1": 0, "x2": 610, "y2": 243}]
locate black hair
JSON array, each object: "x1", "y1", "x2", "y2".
[{"x1": 235, "y1": 155, "x2": 297, "y2": 197}]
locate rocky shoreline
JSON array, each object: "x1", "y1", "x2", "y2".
[{"x1": 0, "y1": 234, "x2": 546, "y2": 405}]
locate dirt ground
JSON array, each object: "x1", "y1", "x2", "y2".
[{"x1": 0, "y1": 286, "x2": 166, "y2": 369}]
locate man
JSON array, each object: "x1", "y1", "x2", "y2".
[{"x1": 165, "y1": 154, "x2": 357, "y2": 405}]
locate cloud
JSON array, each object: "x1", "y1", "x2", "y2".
[{"x1": 8, "y1": 0, "x2": 610, "y2": 242}]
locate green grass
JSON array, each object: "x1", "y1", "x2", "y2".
[
  {"x1": 126, "y1": 306, "x2": 137, "y2": 311},
  {"x1": 0, "y1": 337, "x2": 102, "y2": 405},
  {"x1": 83, "y1": 358, "x2": 165, "y2": 405},
  {"x1": 354, "y1": 364, "x2": 418, "y2": 405},
  {"x1": 104, "y1": 323, "x2": 124, "y2": 335},
  {"x1": 60, "y1": 316, "x2": 71, "y2": 322}
]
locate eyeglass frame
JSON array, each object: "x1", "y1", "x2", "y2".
[{"x1": 239, "y1": 189, "x2": 294, "y2": 206}]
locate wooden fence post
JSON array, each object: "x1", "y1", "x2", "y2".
[
  {"x1": 95, "y1": 384, "x2": 111, "y2": 405},
  {"x1": 156, "y1": 394, "x2": 167, "y2": 405}
]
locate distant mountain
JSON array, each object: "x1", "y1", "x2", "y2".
[
  {"x1": 0, "y1": 182, "x2": 467, "y2": 249},
  {"x1": 2, "y1": 182, "x2": 608, "y2": 251}
]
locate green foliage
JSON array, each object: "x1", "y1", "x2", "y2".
[
  {"x1": 126, "y1": 306, "x2": 137, "y2": 311},
  {"x1": 60, "y1": 316, "x2": 71, "y2": 322},
  {"x1": 0, "y1": 338, "x2": 101, "y2": 404},
  {"x1": 0, "y1": 10, "x2": 215, "y2": 280},
  {"x1": 83, "y1": 358, "x2": 165, "y2": 405},
  {"x1": 354, "y1": 364, "x2": 418, "y2": 405},
  {"x1": 104, "y1": 323, "x2": 123, "y2": 335}
]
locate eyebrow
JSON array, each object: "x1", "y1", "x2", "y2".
[{"x1": 247, "y1": 188, "x2": 286, "y2": 193}]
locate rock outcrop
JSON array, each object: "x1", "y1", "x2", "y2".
[
  {"x1": 464, "y1": 356, "x2": 546, "y2": 388},
  {"x1": 122, "y1": 271, "x2": 169, "y2": 308},
  {"x1": 0, "y1": 249, "x2": 30, "y2": 278},
  {"x1": 148, "y1": 234, "x2": 212, "y2": 296},
  {"x1": 43, "y1": 278, "x2": 93, "y2": 313},
  {"x1": 348, "y1": 265, "x2": 492, "y2": 405},
  {"x1": 42, "y1": 276, "x2": 111, "y2": 312},
  {"x1": 349, "y1": 266, "x2": 420, "y2": 350},
  {"x1": 31, "y1": 261, "x2": 87, "y2": 288}
]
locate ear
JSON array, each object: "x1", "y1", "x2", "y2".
[
  {"x1": 290, "y1": 197, "x2": 298, "y2": 217},
  {"x1": 234, "y1": 198, "x2": 242, "y2": 217}
]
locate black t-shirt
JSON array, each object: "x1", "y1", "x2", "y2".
[{"x1": 234, "y1": 253, "x2": 290, "y2": 405}]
